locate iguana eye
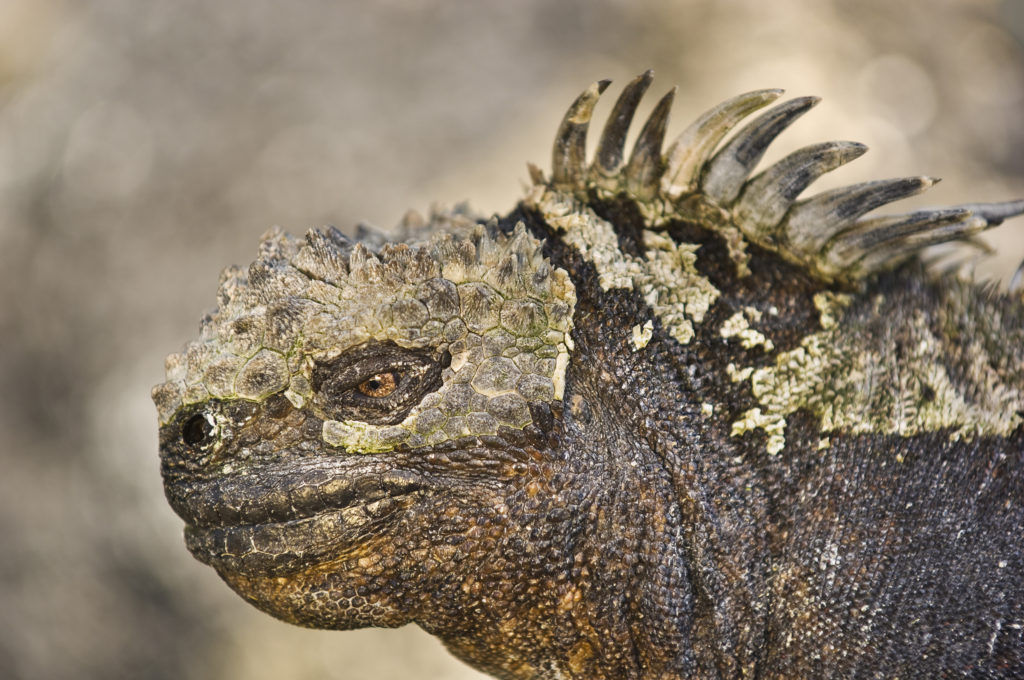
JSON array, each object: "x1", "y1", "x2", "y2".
[
  {"x1": 311, "y1": 342, "x2": 444, "y2": 425},
  {"x1": 358, "y1": 372, "x2": 398, "y2": 398}
]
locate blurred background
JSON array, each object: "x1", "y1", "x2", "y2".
[{"x1": 1, "y1": 1, "x2": 1022, "y2": 678}]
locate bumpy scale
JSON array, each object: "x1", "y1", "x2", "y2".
[{"x1": 155, "y1": 73, "x2": 1024, "y2": 679}]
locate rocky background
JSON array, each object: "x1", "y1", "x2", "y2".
[{"x1": 1, "y1": 1, "x2": 1022, "y2": 678}]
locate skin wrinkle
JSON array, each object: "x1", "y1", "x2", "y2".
[{"x1": 156, "y1": 77, "x2": 1024, "y2": 678}]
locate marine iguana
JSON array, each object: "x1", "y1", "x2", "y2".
[{"x1": 154, "y1": 72, "x2": 1024, "y2": 678}]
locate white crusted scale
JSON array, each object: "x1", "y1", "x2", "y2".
[{"x1": 154, "y1": 219, "x2": 576, "y2": 454}]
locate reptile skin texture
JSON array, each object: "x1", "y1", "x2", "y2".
[{"x1": 155, "y1": 74, "x2": 1024, "y2": 679}]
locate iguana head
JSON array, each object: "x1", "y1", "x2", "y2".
[{"x1": 154, "y1": 212, "x2": 579, "y2": 626}]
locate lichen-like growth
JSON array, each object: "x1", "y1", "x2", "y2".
[{"x1": 526, "y1": 186, "x2": 720, "y2": 346}]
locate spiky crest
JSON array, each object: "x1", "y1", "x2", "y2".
[{"x1": 546, "y1": 74, "x2": 1024, "y2": 284}]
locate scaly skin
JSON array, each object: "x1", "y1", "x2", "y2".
[{"x1": 155, "y1": 74, "x2": 1024, "y2": 678}]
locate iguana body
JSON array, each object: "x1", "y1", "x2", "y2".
[{"x1": 155, "y1": 73, "x2": 1024, "y2": 678}]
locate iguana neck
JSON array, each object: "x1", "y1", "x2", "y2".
[
  {"x1": 564, "y1": 276, "x2": 774, "y2": 678},
  {"x1": 453, "y1": 268, "x2": 773, "y2": 678},
  {"x1": 412, "y1": 378, "x2": 696, "y2": 679},
  {"x1": 503, "y1": 195, "x2": 798, "y2": 675}
]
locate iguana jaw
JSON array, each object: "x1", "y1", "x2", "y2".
[
  {"x1": 156, "y1": 394, "x2": 428, "y2": 578},
  {"x1": 174, "y1": 461, "x2": 423, "y2": 576}
]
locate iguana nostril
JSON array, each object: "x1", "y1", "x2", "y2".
[{"x1": 182, "y1": 413, "x2": 213, "y2": 446}]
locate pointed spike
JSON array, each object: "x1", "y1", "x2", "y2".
[
  {"x1": 702, "y1": 96, "x2": 821, "y2": 206},
  {"x1": 845, "y1": 214, "x2": 988, "y2": 278},
  {"x1": 322, "y1": 226, "x2": 354, "y2": 250},
  {"x1": 826, "y1": 208, "x2": 971, "y2": 255},
  {"x1": 298, "y1": 228, "x2": 352, "y2": 281},
  {"x1": 661, "y1": 89, "x2": 784, "y2": 200},
  {"x1": 899, "y1": 214, "x2": 989, "y2": 249},
  {"x1": 784, "y1": 176, "x2": 938, "y2": 254},
  {"x1": 552, "y1": 79, "x2": 612, "y2": 191},
  {"x1": 734, "y1": 141, "x2": 868, "y2": 237},
  {"x1": 624, "y1": 87, "x2": 676, "y2": 200},
  {"x1": 594, "y1": 70, "x2": 654, "y2": 176},
  {"x1": 946, "y1": 199, "x2": 1024, "y2": 227},
  {"x1": 822, "y1": 208, "x2": 973, "y2": 273}
]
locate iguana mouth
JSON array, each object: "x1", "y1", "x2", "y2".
[{"x1": 167, "y1": 463, "x2": 422, "y2": 575}]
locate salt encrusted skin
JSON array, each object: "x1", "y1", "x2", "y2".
[{"x1": 156, "y1": 77, "x2": 1024, "y2": 679}]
